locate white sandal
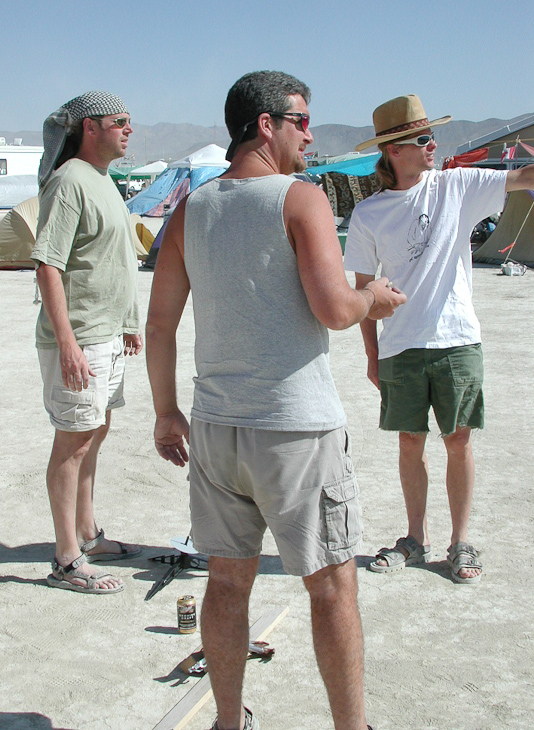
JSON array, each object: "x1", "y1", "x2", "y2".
[{"x1": 370, "y1": 535, "x2": 432, "y2": 573}]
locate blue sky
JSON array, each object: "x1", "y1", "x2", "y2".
[{"x1": 2, "y1": 0, "x2": 533, "y2": 131}]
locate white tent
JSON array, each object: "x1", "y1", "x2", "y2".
[
  {"x1": 129, "y1": 160, "x2": 168, "y2": 177},
  {"x1": 124, "y1": 160, "x2": 168, "y2": 198},
  {"x1": 168, "y1": 144, "x2": 229, "y2": 169}
]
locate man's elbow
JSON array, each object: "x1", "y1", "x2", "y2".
[
  {"x1": 145, "y1": 320, "x2": 159, "y2": 344},
  {"x1": 322, "y1": 314, "x2": 348, "y2": 331},
  {"x1": 316, "y1": 307, "x2": 359, "y2": 331},
  {"x1": 145, "y1": 317, "x2": 175, "y2": 345}
]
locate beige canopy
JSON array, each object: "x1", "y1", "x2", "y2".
[
  {"x1": 0, "y1": 197, "x2": 149, "y2": 269},
  {"x1": 0, "y1": 196, "x2": 38, "y2": 269}
]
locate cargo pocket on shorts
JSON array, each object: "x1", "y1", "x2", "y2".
[
  {"x1": 52, "y1": 386, "x2": 95, "y2": 426},
  {"x1": 322, "y1": 474, "x2": 358, "y2": 551},
  {"x1": 378, "y1": 356, "x2": 405, "y2": 384},
  {"x1": 447, "y1": 346, "x2": 483, "y2": 386}
]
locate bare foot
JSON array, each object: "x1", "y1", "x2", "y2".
[
  {"x1": 456, "y1": 564, "x2": 482, "y2": 580},
  {"x1": 371, "y1": 535, "x2": 430, "y2": 571},
  {"x1": 447, "y1": 543, "x2": 482, "y2": 583}
]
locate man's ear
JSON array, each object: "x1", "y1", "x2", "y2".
[
  {"x1": 83, "y1": 117, "x2": 98, "y2": 136},
  {"x1": 257, "y1": 112, "x2": 274, "y2": 142},
  {"x1": 387, "y1": 142, "x2": 401, "y2": 158}
]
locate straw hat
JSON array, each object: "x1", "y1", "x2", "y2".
[{"x1": 355, "y1": 95, "x2": 452, "y2": 152}]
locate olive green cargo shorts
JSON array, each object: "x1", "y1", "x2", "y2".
[{"x1": 378, "y1": 344, "x2": 484, "y2": 436}]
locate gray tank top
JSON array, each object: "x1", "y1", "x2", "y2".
[{"x1": 184, "y1": 174, "x2": 346, "y2": 431}]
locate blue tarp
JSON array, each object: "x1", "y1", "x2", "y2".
[
  {"x1": 189, "y1": 167, "x2": 227, "y2": 192},
  {"x1": 126, "y1": 166, "x2": 227, "y2": 215},
  {"x1": 306, "y1": 153, "x2": 380, "y2": 177},
  {"x1": 126, "y1": 168, "x2": 186, "y2": 215}
]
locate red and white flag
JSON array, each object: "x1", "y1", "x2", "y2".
[{"x1": 501, "y1": 144, "x2": 517, "y2": 162}]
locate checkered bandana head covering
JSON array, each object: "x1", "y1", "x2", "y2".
[{"x1": 39, "y1": 90, "x2": 129, "y2": 188}]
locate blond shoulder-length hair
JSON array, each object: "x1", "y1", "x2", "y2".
[{"x1": 375, "y1": 142, "x2": 398, "y2": 192}]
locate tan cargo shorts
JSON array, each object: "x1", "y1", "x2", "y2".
[
  {"x1": 189, "y1": 419, "x2": 363, "y2": 577},
  {"x1": 38, "y1": 336, "x2": 125, "y2": 432}
]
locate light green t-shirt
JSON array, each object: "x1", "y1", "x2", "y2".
[{"x1": 32, "y1": 158, "x2": 139, "y2": 348}]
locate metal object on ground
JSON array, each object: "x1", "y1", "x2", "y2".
[
  {"x1": 187, "y1": 641, "x2": 275, "y2": 675},
  {"x1": 152, "y1": 606, "x2": 289, "y2": 730},
  {"x1": 145, "y1": 550, "x2": 208, "y2": 601},
  {"x1": 501, "y1": 261, "x2": 527, "y2": 276}
]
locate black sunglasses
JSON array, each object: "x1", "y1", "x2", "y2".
[{"x1": 89, "y1": 116, "x2": 130, "y2": 128}]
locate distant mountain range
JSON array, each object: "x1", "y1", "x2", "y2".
[
  {"x1": 2, "y1": 114, "x2": 531, "y2": 167},
  {"x1": 309, "y1": 114, "x2": 533, "y2": 165}
]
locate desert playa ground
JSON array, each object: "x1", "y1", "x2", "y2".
[{"x1": 1, "y1": 265, "x2": 533, "y2": 730}]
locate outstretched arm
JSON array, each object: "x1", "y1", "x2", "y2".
[
  {"x1": 506, "y1": 164, "x2": 534, "y2": 192},
  {"x1": 285, "y1": 182, "x2": 406, "y2": 330},
  {"x1": 145, "y1": 200, "x2": 191, "y2": 467}
]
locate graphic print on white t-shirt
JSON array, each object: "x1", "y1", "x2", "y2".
[
  {"x1": 343, "y1": 167, "x2": 508, "y2": 359},
  {"x1": 407, "y1": 213, "x2": 432, "y2": 261}
]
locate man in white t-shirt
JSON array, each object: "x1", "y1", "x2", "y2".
[{"x1": 344, "y1": 94, "x2": 534, "y2": 584}]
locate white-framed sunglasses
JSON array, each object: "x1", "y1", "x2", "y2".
[{"x1": 395, "y1": 132, "x2": 435, "y2": 147}]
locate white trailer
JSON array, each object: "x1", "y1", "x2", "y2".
[{"x1": 0, "y1": 139, "x2": 43, "y2": 177}]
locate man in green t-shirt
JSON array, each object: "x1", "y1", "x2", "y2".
[{"x1": 32, "y1": 91, "x2": 143, "y2": 594}]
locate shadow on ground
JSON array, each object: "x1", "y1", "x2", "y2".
[
  {"x1": 0, "y1": 541, "x2": 168, "y2": 565},
  {"x1": 0, "y1": 713, "x2": 75, "y2": 730},
  {"x1": 356, "y1": 552, "x2": 454, "y2": 582}
]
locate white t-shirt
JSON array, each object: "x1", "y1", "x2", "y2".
[{"x1": 344, "y1": 167, "x2": 508, "y2": 359}]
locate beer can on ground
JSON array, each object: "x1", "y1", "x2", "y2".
[{"x1": 177, "y1": 594, "x2": 197, "y2": 634}]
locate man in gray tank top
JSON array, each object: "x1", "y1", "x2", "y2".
[{"x1": 146, "y1": 71, "x2": 406, "y2": 730}]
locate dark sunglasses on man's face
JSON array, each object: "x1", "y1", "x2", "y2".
[
  {"x1": 108, "y1": 117, "x2": 130, "y2": 128},
  {"x1": 226, "y1": 111, "x2": 311, "y2": 161},
  {"x1": 90, "y1": 116, "x2": 130, "y2": 128},
  {"x1": 395, "y1": 132, "x2": 435, "y2": 147},
  {"x1": 268, "y1": 112, "x2": 311, "y2": 132}
]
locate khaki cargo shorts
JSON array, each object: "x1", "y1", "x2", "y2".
[
  {"x1": 189, "y1": 420, "x2": 364, "y2": 577},
  {"x1": 38, "y1": 336, "x2": 125, "y2": 432}
]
